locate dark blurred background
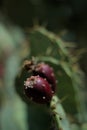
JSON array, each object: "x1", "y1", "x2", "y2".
[{"x1": 0, "y1": 0, "x2": 87, "y2": 75}]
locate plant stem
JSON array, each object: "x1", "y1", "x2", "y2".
[{"x1": 50, "y1": 95, "x2": 71, "y2": 130}]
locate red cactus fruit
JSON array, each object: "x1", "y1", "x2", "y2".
[
  {"x1": 33, "y1": 63, "x2": 56, "y2": 93},
  {"x1": 24, "y1": 75, "x2": 53, "y2": 104}
]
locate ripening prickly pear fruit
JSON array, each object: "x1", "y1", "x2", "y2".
[
  {"x1": 33, "y1": 63, "x2": 56, "y2": 93},
  {"x1": 24, "y1": 75, "x2": 53, "y2": 104}
]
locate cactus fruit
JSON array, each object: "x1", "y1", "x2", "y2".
[
  {"x1": 33, "y1": 63, "x2": 56, "y2": 93},
  {"x1": 24, "y1": 75, "x2": 53, "y2": 104}
]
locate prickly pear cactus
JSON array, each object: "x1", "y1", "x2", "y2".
[
  {"x1": 28, "y1": 26, "x2": 87, "y2": 118},
  {"x1": 15, "y1": 26, "x2": 87, "y2": 130},
  {"x1": 1, "y1": 21, "x2": 87, "y2": 130}
]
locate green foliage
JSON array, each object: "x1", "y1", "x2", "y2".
[
  {"x1": 1, "y1": 22, "x2": 87, "y2": 130},
  {"x1": 25, "y1": 26, "x2": 87, "y2": 129},
  {"x1": 0, "y1": 23, "x2": 28, "y2": 130},
  {"x1": 50, "y1": 95, "x2": 71, "y2": 130},
  {"x1": 28, "y1": 26, "x2": 78, "y2": 114}
]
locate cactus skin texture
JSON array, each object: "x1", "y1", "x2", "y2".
[{"x1": 24, "y1": 75, "x2": 53, "y2": 104}]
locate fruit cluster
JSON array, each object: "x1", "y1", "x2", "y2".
[{"x1": 23, "y1": 60, "x2": 56, "y2": 104}]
